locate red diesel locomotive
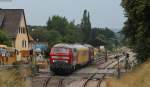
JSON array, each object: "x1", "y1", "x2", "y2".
[{"x1": 49, "y1": 43, "x2": 94, "y2": 74}]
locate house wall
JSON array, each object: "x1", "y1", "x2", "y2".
[
  {"x1": 15, "y1": 14, "x2": 29, "y2": 51},
  {"x1": 10, "y1": 39, "x2": 15, "y2": 47}
]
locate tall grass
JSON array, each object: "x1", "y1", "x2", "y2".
[
  {"x1": 106, "y1": 60, "x2": 150, "y2": 87},
  {"x1": 0, "y1": 68, "x2": 31, "y2": 87}
]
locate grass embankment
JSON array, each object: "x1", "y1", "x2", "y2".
[
  {"x1": 107, "y1": 60, "x2": 150, "y2": 87},
  {"x1": 0, "y1": 68, "x2": 31, "y2": 87}
]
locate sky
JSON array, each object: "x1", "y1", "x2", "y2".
[{"x1": 0, "y1": 0, "x2": 125, "y2": 31}]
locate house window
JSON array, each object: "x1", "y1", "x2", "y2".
[
  {"x1": 18, "y1": 28, "x2": 20, "y2": 33},
  {"x1": 19, "y1": 27, "x2": 26, "y2": 34},
  {"x1": 23, "y1": 28, "x2": 26, "y2": 33},
  {"x1": 22, "y1": 40, "x2": 27, "y2": 48},
  {"x1": 19, "y1": 27, "x2": 23, "y2": 34},
  {"x1": 24, "y1": 40, "x2": 26, "y2": 47},
  {"x1": 22, "y1": 40, "x2": 24, "y2": 47},
  {"x1": 21, "y1": 28, "x2": 23, "y2": 33},
  {"x1": 22, "y1": 28, "x2": 24, "y2": 33},
  {"x1": 19, "y1": 27, "x2": 21, "y2": 34}
]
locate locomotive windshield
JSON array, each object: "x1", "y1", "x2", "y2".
[{"x1": 51, "y1": 47, "x2": 69, "y2": 53}]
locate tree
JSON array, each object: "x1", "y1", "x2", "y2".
[
  {"x1": 121, "y1": 0, "x2": 150, "y2": 63},
  {"x1": 81, "y1": 9, "x2": 91, "y2": 42},
  {"x1": 46, "y1": 16, "x2": 69, "y2": 36},
  {"x1": 47, "y1": 30, "x2": 62, "y2": 47},
  {"x1": 62, "y1": 21, "x2": 81, "y2": 43},
  {"x1": 0, "y1": 30, "x2": 11, "y2": 46},
  {"x1": 89, "y1": 28, "x2": 118, "y2": 50},
  {"x1": 46, "y1": 15, "x2": 83, "y2": 46},
  {"x1": 29, "y1": 28, "x2": 49, "y2": 42},
  {"x1": 47, "y1": 17, "x2": 52, "y2": 31}
]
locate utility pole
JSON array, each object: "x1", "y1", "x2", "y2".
[
  {"x1": 114, "y1": 42, "x2": 120, "y2": 79},
  {"x1": 117, "y1": 55, "x2": 120, "y2": 79},
  {"x1": 125, "y1": 53, "x2": 129, "y2": 72},
  {"x1": 105, "y1": 49, "x2": 108, "y2": 62},
  {"x1": 115, "y1": 55, "x2": 120, "y2": 79}
]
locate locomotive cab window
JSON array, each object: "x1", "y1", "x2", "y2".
[{"x1": 52, "y1": 47, "x2": 69, "y2": 53}]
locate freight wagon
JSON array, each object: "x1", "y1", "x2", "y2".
[{"x1": 49, "y1": 43, "x2": 94, "y2": 74}]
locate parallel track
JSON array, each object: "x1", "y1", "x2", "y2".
[
  {"x1": 82, "y1": 54, "x2": 117, "y2": 87},
  {"x1": 58, "y1": 79, "x2": 64, "y2": 87},
  {"x1": 82, "y1": 73, "x2": 105, "y2": 87},
  {"x1": 93, "y1": 57, "x2": 105, "y2": 64},
  {"x1": 39, "y1": 54, "x2": 123, "y2": 87},
  {"x1": 82, "y1": 73, "x2": 97, "y2": 87},
  {"x1": 42, "y1": 76, "x2": 65, "y2": 87},
  {"x1": 97, "y1": 75, "x2": 105, "y2": 87},
  {"x1": 43, "y1": 77, "x2": 52, "y2": 87}
]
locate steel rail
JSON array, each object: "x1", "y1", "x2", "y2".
[
  {"x1": 82, "y1": 54, "x2": 116, "y2": 87},
  {"x1": 58, "y1": 78, "x2": 64, "y2": 87},
  {"x1": 97, "y1": 74, "x2": 105, "y2": 87},
  {"x1": 82, "y1": 72, "x2": 97, "y2": 87},
  {"x1": 42, "y1": 77, "x2": 52, "y2": 87}
]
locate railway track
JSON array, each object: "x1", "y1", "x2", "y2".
[
  {"x1": 33, "y1": 54, "x2": 124, "y2": 87},
  {"x1": 93, "y1": 57, "x2": 105, "y2": 64},
  {"x1": 42, "y1": 76, "x2": 65, "y2": 87},
  {"x1": 82, "y1": 73, "x2": 105, "y2": 87},
  {"x1": 97, "y1": 75, "x2": 105, "y2": 87},
  {"x1": 40, "y1": 56, "x2": 108, "y2": 87},
  {"x1": 43, "y1": 76, "x2": 52, "y2": 87},
  {"x1": 80, "y1": 54, "x2": 120, "y2": 87},
  {"x1": 58, "y1": 79, "x2": 64, "y2": 87}
]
